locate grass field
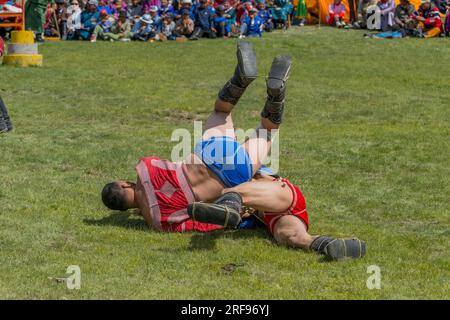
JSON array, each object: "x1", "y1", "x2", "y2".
[{"x1": 0, "y1": 26, "x2": 449, "y2": 299}]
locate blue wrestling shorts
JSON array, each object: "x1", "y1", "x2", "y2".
[{"x1": 194, "y1": 136, "x2": 253, "y2": 188}]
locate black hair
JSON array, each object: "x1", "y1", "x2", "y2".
[{"x1": 101, "y1": 182, "x2": 128, "y2": 211}]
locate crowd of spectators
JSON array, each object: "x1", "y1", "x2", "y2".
[
  {"x1": 328, "y1": 0, "x2": 449, "y2": 38},
  {"x1": 1, "y1": 0, "x2": 449, "y2": 42}
]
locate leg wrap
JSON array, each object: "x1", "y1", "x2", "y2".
[
  {"x1": 218, "y1": 80, "x2": 247, "y2": 105},
  {"x1": 261, "y1": 99, "x2": 285, "y2": 125},
  {"x1": 310, "y1": 235, "x2": 366, "y2": 260}
]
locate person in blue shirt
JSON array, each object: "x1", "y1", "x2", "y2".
[
  {"x1": 148, "y1": 5, "x2": 162, "y2": 32},
  {"x1": 214, "y1": 5, "x2": 231, "y2": 37},
  {"x1": 239, "y1": 7, "x2": 263, "y2": 38},
  {"x1": 90, "y1": 9, "x2": 114, "y2": 42},
  {"x1": 190, "y1": 0, "x2": 216, "y2": 39},
  {"x1": 256, "y1": 0, "x2": 273, "y2": 32},
  {"x1": 174, "y1": 0, "x2": 196, "y2": 21},
  {"x1": 80, "y1": 0, "x2": 100, "y2": 40},
  {"x1": 97, "y1": 0, "x2": 112, "y2": 14},
  {"x1": 131, "y1": 14, "x2": 154, "y2": 40},
  {"x1": 159, "y1": 0, "x2": 175, "y2": 17}
]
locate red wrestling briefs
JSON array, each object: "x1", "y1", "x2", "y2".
[
  {"x1": 135, "y1": 156, "x2": 223, "y2": 233},
  {"x1": 264, "y1": 178, "x2": 309, "y2": 234}
]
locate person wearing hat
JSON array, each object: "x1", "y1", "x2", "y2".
[
  {"x1": 411, "y1": 0, "x2": 443, "y2": 38},
  {"x1": 214, "y1": 5, "x2": 231, "y2": 37},
  {"x1": 174, "y1": 0, "x2": 196, "y2": 21},
  {"x1": 79, "y1": 0, "x2": 100, "y2": 40},
  {"x1": 148, "y1": 5, "x2": 162, "y2": 33},
  {"x1": 173, "y1": 8, "x2": 194, "y2": 37},
  {"x1": 190, "y1": 0, "x2": 217, "y2": 40},
  {"x1": 131, "y1": 13, "x2": 154, "y2": 40},
  {"x1": 239, "y1": 6, "x2": 263, "y2": 38},
  {"x1": 256, "y1": 0, "x2": 273, "y2": 31},
  {"x1": 25, "y1": 0, "x2": 54, "y2": 42},
  {"x1": 89, "y1": 9, "x2": 115, "y2": 41}
]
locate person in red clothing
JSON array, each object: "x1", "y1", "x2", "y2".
[
  {"x1": 0, "y1": 35, "x2": 4, "y2": 57},
  {"x1": 411, "y1": 0, "x2": 443, "y2": 38}
]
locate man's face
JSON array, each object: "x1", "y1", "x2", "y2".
[
  {"x1": 150, "y1": 10, "x2": 157, "y2": 17},
  {"x1": 249, "y1": 11, "x2": 256, "y2": 18},
  {"x1": 421, "y1": 2, "x2": 430, "y2": 10},
  {"x1": 88, "y1": 4, "x2": 97, "y2": 11}
]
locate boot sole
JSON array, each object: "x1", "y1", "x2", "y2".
[
  {"x1": 237, "y1": 41, "x2": 258, "y2": 80},
  {"x1": 267, "y1": 55, "x2": 292, "y2": 92}
]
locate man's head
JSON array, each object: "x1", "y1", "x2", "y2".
[
  {"x1": 420, "y1": 0, "x2": 431, "y2": 9},
  {"x1": 199, "y1": 0, "x2": 207, "y2": 8},
  {"x1": 118, "y1": 9, "x2": 127, "y2": 21},
  {"x1": 87, "y1": 0, "x2": 97, "y2": 11},
  {"x1": 182, "y1": 0, "x2": 192, "y2": 8},
  {"x1": 149, "y1": 5, "x2": 158, "y2": 16},
  {"x1": 249, "y1": 7, "x2": 258, "y2": 18},
  {"x1": 101, "y1": 181, "x2": 136, "y2": 211}
]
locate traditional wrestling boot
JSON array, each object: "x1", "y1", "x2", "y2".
[
  {"x1": 261, "y1": 55, "x2": 292, "y2": 125},
  {"x1": 0, "y1": 97, "x2": 13, "y2": 132},
  {"x1": 187, "y1": 192, "x2": 243, "y2": 228},
  {"x1": 218, "y1": 41, "x2": 258, "y2": 105},
  {"x1": 310, "y1": 236, "x2": 366, "y2": 261}
]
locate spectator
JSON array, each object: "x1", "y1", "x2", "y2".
[
  {"x1": 66, "y1": 0, "x2": 82, "y2": 40},
  {"x1": 393, "y1": 0, "x2": 415, "y2": 30},
  {"x1": 270, "y1": 0, "x2": 293, "y2": 29},
  {"x1": 143, "y1": 0, "x2": 161, "y2": 14},
  {"x1": 173, "y1": 9, "x2": 194, "y2": 38},
  {"x1": 148, "y1": 5, "x2": 162, "y2": 32},
  {"x1": 411, "y1": 0, "x2": 443, "y2": 38},
  {"x1": 328, "y1": 0, "x2": 346, "y2": 28},
  {"x1": 109, "y1": 0, "x2": 127, "y2": 19},
  {"x1": 431, "y1": 0, "x2": 447, "y2": 13},
  {"x1": 190, "y1": 0, "x2": 217, "y2": 40},
  {"x1": 159, "y1": 13, "x2": 176, "y2": 40},
  {"x1": 90, "y1": 9, "x2": 114, "y2": 41},
  {"x1": 256, "y1": 0, "x2": 274, "y2": 31},
  {"x1": 174, "y1": 0, "x2": 195, "y2": 21},
  {"x1": 239, "y1": 7, "x2": 263, "y2": 38},
  {"x1": 377, "y1": 0, "x2": 395, "y2": 31},
  {"x1": 44, "y1": 0, "x2": 67, "y2": 38},
  {"x1": 112, "y1": 9, "x2": 133, "y2": 41},
  {"x1": 97, "y1": 0, "x2": 112, "y2": 14},
  {"x1": 222, "y1": 0, "x2": 237, "y2": 31},
  {"x1": 159, "y1": 0, "x2": 175, "y2": 17},
  {"x1": 131, "y1": 13, "x2": 154, "y2": 40},
  {"x1": 80, "y1": 0, "x2": 100, "y2": 40},
  {"x1": 355, "y1": 0, "x2": 378, "y2": 28},
  {"x1": 127, "y1": 0, "x2": 143, "y2": 20},
  {"x1": 214, "y1": 5, "x2": 230, "y2": 37}
]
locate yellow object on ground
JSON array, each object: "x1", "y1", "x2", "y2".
[{"x1": 2, "y1": 31, "x2": 43, "y2": 67}]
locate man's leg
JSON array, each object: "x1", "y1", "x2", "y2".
[
  {"x1": 202, "y1": 42, "x2": 257, "y2": 140},
  {"x1": 242, "y1": 55, "x2": 292, "y2": 175}
]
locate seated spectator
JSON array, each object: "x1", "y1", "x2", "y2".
[
  {"x1": 393, "y1": 0, "x2": 415, "y2": 30},
  {"x1": 239, "y1": 7, "x2": 263, "y2": 38},
  {"x1": 158, "y1": 14, "x2": 176, "y2": 40},
  {"x1": 131, "y1": 13, "x2": 154, "y2": 40},
  {"x1": 174, "y1": 0, "x2": 195, "y2": 21},
  {"x1": 214, "y1": 5, "x2": 232, "y2": 37},
  {"x1": 90, "y1": 9, "x2": 114, "y2": 41},
  {"x1": 148, "y1": 5, "x2": 162, "y2": 32},
  {"x1": 97, "y1": 0, "x2": 112, "y2": 14},
  {"x1": 109, "y1": 0, "x2": 127, "y2": 19},
  {"x1": 256, "y1": 0, "x2": 273, "y2": 31},
  {"x1": 127, "y1": 0, "x2": 143, "y2": 21},
  {"x1": 377, "y1": 0, "x2": 395, "y2": 31},
  {"x1": 143, "y1": 0, "x2": 161, "y2": 14},
  {"x1": 222, "y1": 0, "x2": 237, "y2": 31},
  {"x1": 190, "y1": 0, "x2": 217, "y2": 40},
  {"x1": 160, "y1": 0, "x2": 175, "y2": 17},
  {"x1": 80, "y1": 0, "x2": 100, "y2": 40},
  {"x1": 270, "y1": 0, "x2": 293, "y2": 29},
  {"x1": 173, "y1": 9, "x2": 194, "y2": 38},
  {"x1": 66, "y1": 0, "x2": 82, "y2": 40},
  {"x1": 431, "y1": 0, "x2": 447, "y2": 13},
  {"x1": 327, "y1": 0, "x2": 346, "y2": 27},
  {"x1": 111, "y1": 9, "x2": 133, "y2": 41},
  {"x1": 44, "y1": 0, "x2": 67, "y2": 38},
  {"x1": 411, "y1": 0, "x2": 443, "y2": 38},
  {"x1": 355, "y1": 0, "x2": 378, "y2": 28}
]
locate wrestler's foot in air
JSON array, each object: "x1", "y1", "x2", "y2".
[
  {"x1": 310, "y1": 235, "x2": 366, "y2": 261},
  {"x1": 188, "y1": 192, "x2": 243, "y2": 228},
  {"x1": 218, "y1": 42, "x2": 258, "y2": 105},
  {"x1": 261, "y1": 55, "x2": 292, "y2": 124}
]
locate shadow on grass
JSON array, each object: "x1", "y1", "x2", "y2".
[
  {"x1": 189, "y1": 228, "x2": 270, "y2": 251},
  {"x1": 83, "y1": 211, "x2": 148, "y2": 232}
]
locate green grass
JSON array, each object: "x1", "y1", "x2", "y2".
[{"x1": 0, "y1": 26, "x2": 449, "y2": 299}]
